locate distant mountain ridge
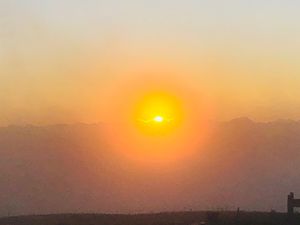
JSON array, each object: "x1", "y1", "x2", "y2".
[{"x1": 0, "y1": 119, "x2": 299, "y2": 216}]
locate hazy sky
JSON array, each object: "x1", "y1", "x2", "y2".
[{"x1": 1, "y1": 0, "x2": 300, "y2": 125}]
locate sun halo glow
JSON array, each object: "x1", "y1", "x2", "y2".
[{"x1": 104, "y1": 81, "x2": 214, "y2": 165}]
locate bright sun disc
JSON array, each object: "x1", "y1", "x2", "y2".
[
  {"x1": 133, "y1": 91, "x2": 185, "y2": 136},
  {"x1": 153, "y1": 115, "x2": 164, "y2": 123}
]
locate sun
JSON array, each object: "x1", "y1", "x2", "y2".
[
  {"x1": 132, "y1": 91, "x2": 185, "y2": 137},
  {"x1": 104, "y1": 82, "x2": 215, "y2": 164},
  {"x1": 153, "y1": 115, "x2": 164, "y2": 123}
]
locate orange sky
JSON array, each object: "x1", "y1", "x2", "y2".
[
  {"x1": 1, "y1": 1, "x2": 300, "y2": 126},
  {"x1": 1, "y1": 1, "x2": 300, "y2": 214}
]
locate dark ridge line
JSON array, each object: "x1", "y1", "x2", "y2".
[{"x1": 0, "y1": 210, "x2": 288, "y2": 220}]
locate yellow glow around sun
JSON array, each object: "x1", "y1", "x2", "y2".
[
  {"x1": 133, "y1": 91, "x2": 184, "y2": 136},
  {"x1": 104, "y1": 80, "x2": 215, "y2": 164}
]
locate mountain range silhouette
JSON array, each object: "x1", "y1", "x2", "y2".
[{"x1": 0, "y1": 118, "x2": 299, "y2": 216}]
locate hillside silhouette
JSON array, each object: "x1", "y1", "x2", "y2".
[
  {"x1": 0, "y1": 211, "x2": 299, "y2": 225},
  {"x1": 0, "y1": 119, "x2": 300, "y2": 216}
]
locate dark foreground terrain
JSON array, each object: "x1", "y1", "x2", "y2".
[{"x1": 0, "y1": 211, "x2": 299, "y2": 225}]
